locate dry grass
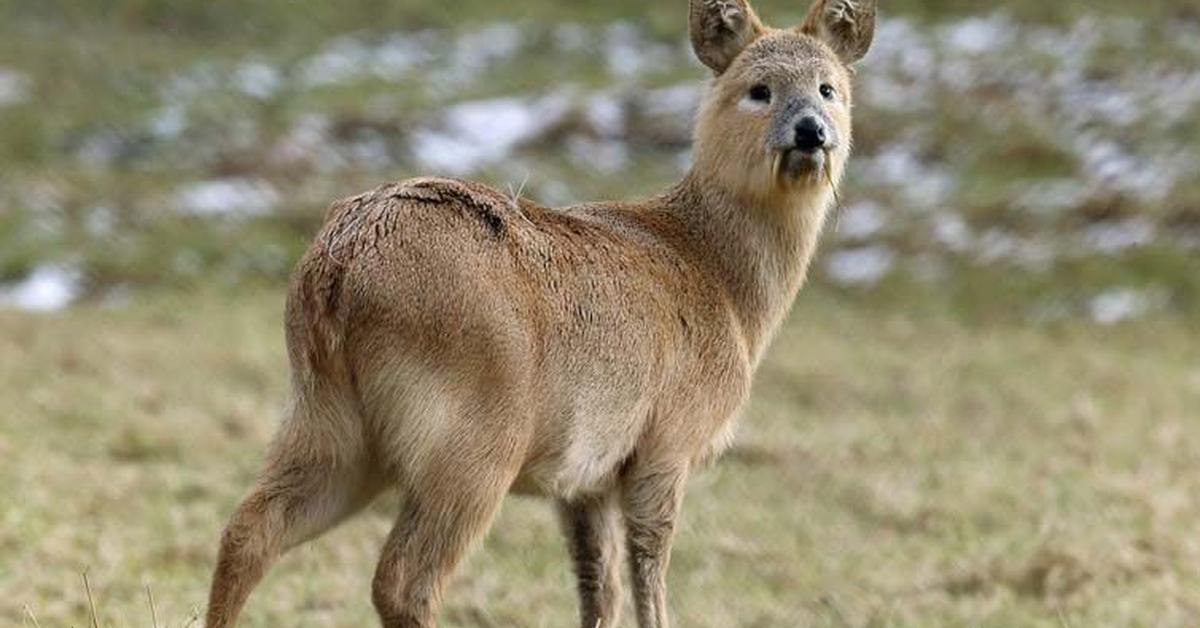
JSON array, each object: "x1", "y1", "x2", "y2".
[{"x1": 2, "y1": 288, "x2": 1199, "y2": 627}]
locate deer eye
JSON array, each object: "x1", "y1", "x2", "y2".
[
  {"x1": 748, "y1": 84, "x2": 772, "y2": 103},
  {"x1": 819, "y1": 83, "x2": 836, "y2": 100}
]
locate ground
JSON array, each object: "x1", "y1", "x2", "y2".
[{"x1": 3, "y1": 289, "x2": 1198, "y2": 627}]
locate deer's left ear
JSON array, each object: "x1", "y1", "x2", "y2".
[
  {"x1": 798, "y1": 0, "x2": 877, "y2": 65},
  {"x1": 690, "y1": 0, "x2": 766, "y2": 75}
]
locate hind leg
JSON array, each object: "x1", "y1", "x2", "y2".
[
  {"x1": 371, "y1": 450, "x2": 518, "y2": 627},
  {"x1": 206, "y1": 402, "x2": 380, "y2": 628}
]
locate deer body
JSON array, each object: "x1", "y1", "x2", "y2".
[
  {"x1": 305, "y1": 175, "x2": 756, "y2": 499},
  {"x1": 206, "y1": 2, "x2": 876, "y2": 627}
]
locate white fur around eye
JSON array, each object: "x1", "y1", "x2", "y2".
[{"x1": 738, "y1": 95, "x2": 770, "y2": 113}]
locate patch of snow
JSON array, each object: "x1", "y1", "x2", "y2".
[
  {"x1": 567, "y1": 136, "x2": 630, "y2": 173},
  {"x1": 940, "y1": 14, "x2": 1016, "y2": 56},
  {"x1": 604, "y1": 22, "x2": 672, "y2": 79},
  {"x1": 161, "y1": 64, "x2": 223, "y2": 103},
  {"x1": 1074, "y1": 136, "x2": 1177, "y2": 200},
  {"x1": 148, "y1": 104, "x2": 189, "y2": 139},
  {"x1": 0, "y1": 67, "x2": 31, "y2": 106},
  {"x1": 298, "y1": 31, "x2": 440, "y2": 88},
  {"x1": 931, "y1": 211, "x2": 972, "y2": 252},
  {"x1": 299, "y1": 36, "x2": 373, "y2": 87},
  {"x1": 233, "y1": 61, "x2": 283, "y2": 100},
  {"x1": 172, "y1": 178, "x2": 280, "y2": 217},
  {"x1": 1059, "y1": 80, "x2": 1141, "y2": 128},
  {"x1": 84, "y1": 205, "x2": 118, "y2": 237},
  {"x1": 584, "y1": 92, "x2": 627, "y2": 138},
  {"x1": 1150, "y1": 70, "x2": 1200, "y2": 127},
  {"x1": 825, "y1": 246, "x2": 896, "y2": 287},
  {"x1": 976, "y1": 229, "x2": 1054, "y2": 270},
  {"x1": 1016, "y1": 179, "x2": 1089, "y2": 215},
  {"x1": 373, "y1": 31, "x2": 437, "y2": 81},
  {"x1": 448, "y1": 23, "x2": 523, "y2": 85},
  {"x1": 269, "y1": 114, "x2": 344, "y2": 172},
  {"x1": 632, "y1": 84, "x2": 701, "y2": 147},
  {"x1": 412, "y1": 95, "x2": 571, "y2": 174},
  {"x1": 1089, "y1": 288, "x2": 1162, "y2": 325},
  {"x1": 861, "y1": 19, "x2": 936, "y2": 111},
  {"x1": 344, "y1": 130, "x2": 394, "y2": 167},
  {"x1": 640, "y1": 84, "x2": 700, "y2": 119},
  {"x1": 0, "y1": 265, "x2": 81, "y2": 312},
  {"x1": 836, "y1": 201, "x2": 888, "y2": 240},
  {"x1": 1081, "y1": 218, "x2": 1156, "y2": 255},
  {"x1": 859, "y1": 145, "x2": 955, "y2": 207},
  {"x1": 74, "y1": 129, "x2": 141, "y2": 168}
]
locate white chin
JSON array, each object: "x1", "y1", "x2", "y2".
[{"x1": 780, "y1": 150, "x2": 824, "y2": 181}]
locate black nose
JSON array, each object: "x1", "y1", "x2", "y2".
[{"x1": 794, "y1": 116, "x2": 827, "y2": 151}]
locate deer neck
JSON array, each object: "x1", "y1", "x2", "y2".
[{"x1": 663, "y1": 168, "x2": 835, "y2": 366}]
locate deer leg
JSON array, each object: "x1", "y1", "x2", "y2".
[
  {"x1": 621, "y1": 460, "x2": 688, "y2": 628},
  {"x1": 206, "y1": 409, "x2": 378, "y2": 628},
  {"x1": 371, "y1": 461, "x2": 515, "y2": 628},
  {"x1": 558, "y1": 491, "x2": 624, "y2": 628}
]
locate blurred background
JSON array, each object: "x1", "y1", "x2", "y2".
[{"x1": 2, "y1": 0, "x2": 1198, "y2": 626}]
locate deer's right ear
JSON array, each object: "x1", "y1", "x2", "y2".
[{"x1": 690, "y1": 0, "x2": 765, "y2": 75}]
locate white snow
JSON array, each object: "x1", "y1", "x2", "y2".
[
  {"x1": 837, "y1": 201, "x2": 888, "y2": 240},
  {"x1": 148, "y1": 104, "x2": 189, "y2": 139},
  {"x1": 299, "y1": 36, "x2": 373, "y2": 87},
  {"x1": 1081, "y1": 218, "x2": 1156, "y2": 255},
  {"x1": 233, "y1": 61, "x2": 283, "y2": 100},
  {"x1": 567, "y1": 136, "x2": 630, "y2": 173},
  {"x1": 604, "y1": 22, "x2": 672, "y2": 79},
  {"x1": 940, "y1": 14, "x2": 1016, "y2": 56},
  {"x1": 411, "y1": 95, "x2": 570, "y2": 174},
  {"x1": 1089, "y1": 288, "x2": 1161, "y2": 325},
  {"x1": 825, "y1": 246, "x2": 896, "y2": 287},
  {"x1": 0, "y1": 265, "x2": 81, "y2": 312},
  {"x1": 172, "y1": 178, "x2": 281, "y2": 217},
  {"x1": 584, "y1": 92, "x2": 627, "y2": 138},
  {"x1": 0, "y1": 67, "x2": 31, "y2": 106}
]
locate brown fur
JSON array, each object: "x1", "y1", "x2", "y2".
[{"x1": 205, "y1": 2, "x2": 876, "y2": 627}]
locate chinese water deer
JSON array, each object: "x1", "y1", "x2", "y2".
[{"x1": 205, "y1": 1, "x2": 876, "y2": 626}]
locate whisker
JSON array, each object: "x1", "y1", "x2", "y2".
[{"x1": 823, "y1": 149, "x2": 843, "y2": 231}]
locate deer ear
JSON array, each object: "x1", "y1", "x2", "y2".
[
  {"x1": 799, "y1": 0, "x2": 876, "y2": 65},
  {"x1": 690, "y1": 0, "x2": 766, "y2": 75}
]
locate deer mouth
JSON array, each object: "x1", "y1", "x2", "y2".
[{"x1": 776, "y1": 147, "x2": 825, "y2": 182}]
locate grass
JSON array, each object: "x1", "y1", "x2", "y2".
[{"x1": 3, "y1": 288, "x2": 1199, "y2": 627}]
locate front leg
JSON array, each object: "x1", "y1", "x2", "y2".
[
  {"x1": 558, "y1": 491, "x2": 624, "y2": 628},
  {"x1": 621, "y1": 459, "x2": 688, "y2": 628}
]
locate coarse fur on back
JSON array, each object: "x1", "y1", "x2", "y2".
[{"x1": 205, "y1": 2, "x2": 877, "y2": 627}]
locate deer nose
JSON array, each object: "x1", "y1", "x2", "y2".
[{"x1": 794, "y1": 116, "x2": 827, "y2": 151}]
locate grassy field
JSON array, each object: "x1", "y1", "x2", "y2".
[{"x1": 3, "y1": 288, "x2": 1199, "y2": 627}]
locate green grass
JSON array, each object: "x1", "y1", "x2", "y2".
[{"x1": 2, "y1": 289, "x2": 1199, "y2": 626}]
